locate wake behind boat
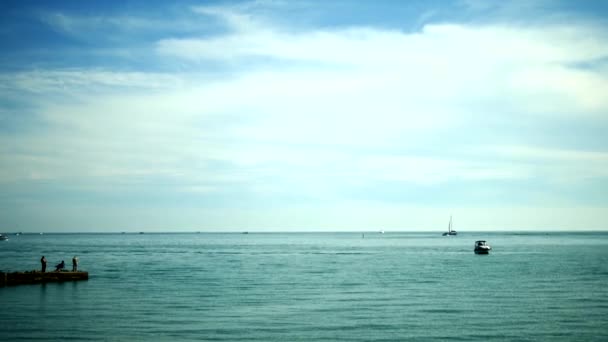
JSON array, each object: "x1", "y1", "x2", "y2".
[{"x1": 442, "y1": 216, "x2": 457, "y2": 236}]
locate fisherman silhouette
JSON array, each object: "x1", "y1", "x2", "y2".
[
  {"x1": 55, "y1": 260, "x2": 65, "y2": 271},
  {"x1": 41, "y1": 256, "x2": 47, "y2": 272}
]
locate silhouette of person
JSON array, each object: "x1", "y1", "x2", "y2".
[
  {"x1": 72, "y1": 256, "x2": 78, "y2": 272},
  {"x1": 55, "y1": 260, "x2": 65, "y2": 271},
  {"x1": 41, "y1": 256, "x2": 47, "y2": 272}
]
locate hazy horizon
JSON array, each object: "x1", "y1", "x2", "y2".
[
  {"x1": 1, "y1": 1, "x2": 608, "y2": 232},
  {"x1": 4, "y1": 226, "x2": 608, "y2": 234}
]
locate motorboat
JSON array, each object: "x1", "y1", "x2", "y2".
[
  {"x1": 442, "y1": 216, "x2": 457, "y2": 236},
  {"x1": 474, "y1": 240, "x2": 491, "y2": 254},
  {"x1": 0, "y1": 234, "x2": 8, "y2": 241}
]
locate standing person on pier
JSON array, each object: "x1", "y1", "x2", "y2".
[
  {"x1": 72, "y1": 256, "x2": 78, "y2": 271},
  {"x1": 41, "y1": 256, "x2": 47, "y2": 272}
]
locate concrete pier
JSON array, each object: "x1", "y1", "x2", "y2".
[{"x1": 0, "y1": 271, "x2": 88, "y2": 287}]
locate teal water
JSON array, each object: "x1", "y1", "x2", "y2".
[{"x1": 1, "y1": 232, "x2": 607, "y2": 341}]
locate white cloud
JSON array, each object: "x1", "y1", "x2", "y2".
[
  {"x1": 489, "y1": 145, "x2": 608, "y2": 184},
  {"x1": 39, "y1": 11, "x2": 203, "y2": 39},
  {"x1": 2, "y1": 2, "x2": 608, "y2": 233},
  {"x1": 2, "y1": 3, "x2": 608, "y2": 226},
  {"x1": 356, "y1": 155, "x2": 532, "y2": 185},
  {"x1": 157, "y1": 8, "x2": 608, "y2": 120},
  {"x1": 509, "y1": 65, "x2": 608, "y2": 114},
  {"x1": 0, "y1": 70, "x2": 185, "y2": 94},
  {"x1": 191, "y1": 5, "x2": 263, "y2": 33}
]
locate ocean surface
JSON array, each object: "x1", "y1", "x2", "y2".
[{"x1": 1, "y1": 231, "x2": 607, "y2": 341}]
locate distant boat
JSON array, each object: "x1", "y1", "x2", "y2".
[
  {"x1": 474, "y1": 240, "x2": 491, "y2": 254},
  {"x1": 0, "y1": 234, "x2": 8, "y2": 241},
  {"x1": 442, "y1": 216, "x2": 457, "y2": 236}
]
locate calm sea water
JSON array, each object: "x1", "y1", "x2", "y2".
[{"x1": 1, "y1": 231, "x2": 607, "y2": 341}]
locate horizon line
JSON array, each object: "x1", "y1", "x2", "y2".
[{"x1": 3, "y1": 229, "x2": 607, "y2": 234}]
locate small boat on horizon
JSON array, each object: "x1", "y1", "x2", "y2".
[
  {"x1": 442, "y1": 216, "x2": 457, "y2": 236},
  {"x1": 474, "y1": 240, "x2": 491, "y2": 254},
  {"x1": 0, "y1": 234, "x2": 8, "y2": 241}
]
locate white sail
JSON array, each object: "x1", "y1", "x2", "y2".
[
  {"x1": 448, "y1": 215, "x2": 452, "y2": 233},
  {"x1": 443, "y1": 215, "x2": 457, "y2": 236}
]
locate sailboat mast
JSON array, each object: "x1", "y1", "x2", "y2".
[{"x1": 448, "y1": 215, "x2": 452, "y2": 233}]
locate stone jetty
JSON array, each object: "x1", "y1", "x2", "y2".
[{"x1": 0, "y1": 270, "x2": 88, "y2": 287}]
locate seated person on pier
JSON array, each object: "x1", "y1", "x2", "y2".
[{"x1": 55, "y1": 260, "x2": 65, "y2": 271}]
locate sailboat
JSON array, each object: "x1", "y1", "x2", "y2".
[{"x1": 442, "y1": 216, "x2": 457, "y2": 236}]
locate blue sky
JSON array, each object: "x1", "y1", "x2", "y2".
[{"x1": 1, "y1": 0, "x2": 607, "y2": 232}]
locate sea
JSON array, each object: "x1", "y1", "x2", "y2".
[{"x1": 1, "y1": 231, "x2": 607, "y2": 341}]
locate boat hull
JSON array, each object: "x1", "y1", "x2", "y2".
[{"x1": 474, "y1": 248, "x2": 491, "y2": 254}]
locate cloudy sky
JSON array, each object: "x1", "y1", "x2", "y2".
[{"x1": 1, "y1": 0, "x2": 607, "y2": 232}]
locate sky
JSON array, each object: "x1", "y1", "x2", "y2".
[{"x1": 1, "y1": 0, "x2": 607, "y2": 232}]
